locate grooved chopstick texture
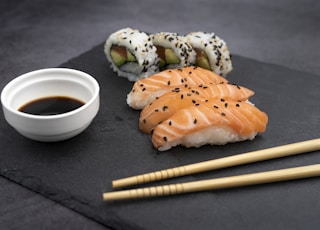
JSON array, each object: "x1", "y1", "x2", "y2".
[
  {"x1": 104, "y1": 164, "x2": 320, "y2": 201},
  {"x1": 112, "y1": 138, "x2": 320, "y2": 188}
]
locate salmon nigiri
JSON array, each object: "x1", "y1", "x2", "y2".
[
  {"x1": 151, "y1": 99, "x2": 268, "y2": 151},
  {"x1": 127, "y1": 66, "x2": 228, "y2": 110},
  {"x1": 139, "y1": 83, "x2": 254, "y2": 134}
]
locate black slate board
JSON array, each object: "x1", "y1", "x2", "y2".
[{"x1": 1, "y1": 43, "x2": 319, "y2": 230}]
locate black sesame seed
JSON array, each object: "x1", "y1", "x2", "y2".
[
  {"x1": 194, "y1": 118, "x2": 197, "y2": 124},
  {"x1": 162, "y1": 106, "x2": 168, "y2": 111},
  {"x1": 221, "y1": 112, "x2": 226, "y2": 116},
  {"x1": 214, "y1": 105, "x2": 219, "y2": 109},
  {"x1": 143, "y1": 119, "x2": 146, "y2": 124},
  {"x1": 154, "y1": 109, "x2": 159, "y2": 112},
  {"x1": 163, "y1": 136, "x2": 168, "y2": 142},
  {"x1": 220, "y1": 98, "x2": 225, "y2": 102},
  {"x1": 224, "y1": 103, "x2": 228, "y2": 108},
  {"x1": 236, "y1": 103, "x2": 240, "y2": 107},
  {"x1": 142, "y1": 88, "x2": 146, "y2": 91},
  {"x1": 167, "y1": 80, "x2": 171, "y2": 86},
  {"x1": 169, "y1": 121, "x2": 172, "y2": 126}
]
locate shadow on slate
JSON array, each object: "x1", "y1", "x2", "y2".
[{"x1": 0, "y1": 42, "x2": 319, "y2": 230}]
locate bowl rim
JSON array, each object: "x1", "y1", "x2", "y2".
[{"x1": 1, "y1": 68, "x2": 100, "y2": 120}]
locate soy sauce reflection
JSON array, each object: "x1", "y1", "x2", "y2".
[{"x1": 18, "y1": 96, "x2": 85, "y2": 115}]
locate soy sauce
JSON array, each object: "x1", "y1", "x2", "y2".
[{"x1": 19, "y1": 96, "x2": 85, "y2": 115}]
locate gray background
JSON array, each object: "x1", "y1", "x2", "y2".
[{"x1": 1, "y1": 0, "x2": 319, "y2": 229}]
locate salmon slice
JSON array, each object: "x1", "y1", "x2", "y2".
[
  {"x1": 139, "y1": 83, "x2": 255, "y2": 134},
  {"x1": 151, "y1": 99, "x2": 268, "y2": 151},
  {"x1": 127, "y1": 66, "x2": 228, "y2": 110}
]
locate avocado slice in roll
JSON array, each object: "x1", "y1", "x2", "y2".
[
  {"x1": 155, "y1": 46, "x2": 180, "y2": 68},
  {"x1": 194, "y1": 48, "x2": 211, "y2": 70},
  {"x1": 110, "y1": 45, "x2": 137, "y2": 67}
]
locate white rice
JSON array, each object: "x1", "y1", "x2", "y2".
[
  {"x1": 158, "y1": 126, "x2": 257, "y2": 151},
  {"x1": 126, "y1": 88, "x2": 169, "y2": 110}
]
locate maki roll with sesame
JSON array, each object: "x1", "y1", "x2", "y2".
[
  {"x1": 150, "y1": 32, "x2": 196, "y2": 70},
  {"x1": 104, "y1": 28, "x2": 159, "y2": 81},
  {"x1": 185, "y1": 32, "x2": 233, "y2": 77}
]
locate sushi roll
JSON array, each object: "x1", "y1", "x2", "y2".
[
  {"x1": 104, "y1": 28, "x2": 160, "y2": 81},
  {"x1": 150, "y1": 32, "x2": 196, "y2": 70},
  {"x1": 152, "y1": 99, "x2": 268, "y2": 151},
  {"x1": 185, "y1": 32, "x2": 233, "y2": 77}
]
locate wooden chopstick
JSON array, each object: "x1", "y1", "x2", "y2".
[
  {"x1": 103, "y1": 164, "x2": 320, "y2": 201},
  {"x1": 112, "y1": 138, "x2": 320, "y2": 188}
]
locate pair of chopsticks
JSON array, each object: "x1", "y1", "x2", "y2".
[{"x1": 103, "y1": 138, "x2": 320, "y2": 201}]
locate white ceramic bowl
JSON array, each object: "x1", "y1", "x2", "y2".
[{"x1": 1, "y1": 68, "x2": 100, "y2": 142}]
